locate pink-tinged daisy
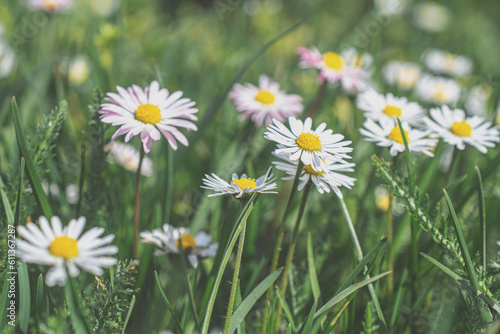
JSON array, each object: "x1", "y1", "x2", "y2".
[
  {"x1": 423, "y1": 106, "x2": 500, "y2": 153},
  {"x1": 360, "y1": 119, "x2": 437, "y2": 157},
  {"x1": 273, "y1": 153, "x2": 356, "y2": 198},
  {"x1": 140, "y1": 224, "x2": 218, "y2": 268},
  {"x1": 297, "y1": 46, "x2": 367, "y2": 91},
  {"x1": 228, "y1": 75, "x2": 303, "y2": 127},
  {"x1": 357, "y1": 89, "x2": 425, "y2": 125},
  {"x1": 265, "y1": 117, "x2": 353, "y2": 172},
  {"x1": 16, "y1": 216, "x2": 118, "y2": 287},
  {"x1": 201, "y1": 168, "x2": 277, "y2": 199},
  {"x1": 99, "y1": 81, "x2": 198, "y2": 153},
  {"x1": 28, "y1": 0, "x2": 74, "y2": 11}
]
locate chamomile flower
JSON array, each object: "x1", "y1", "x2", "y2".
[
  {"x1": 415, "y1": 75, "x2": 461, "y2": 106},
  {"x1": 382, "y1": 61, "x2": 421, "y2": 91},
  {"x1": 273, "y1": 153, "x2": 356, "y2": 198},
  {"x1": 297, "y1": 46, "x2": 367, "y2": 91},
  {"x1": 228, "y1": 75, "x2": 303, "y2": 127},
  {"x1": 99, "y1": 81, "x2": 198, "y2": 153},
  {"x1": 360, "y1": 118, "x2": 437, "y2": 157},
  {"x1": 357, "y1": 89, "x2": 425, "y2": 125},
  {"x1": 412, "y1": 2, "x2": 451, "y2": 33},
  {"x1": 16, "y1": 216, "x2": 118, "y2": 287},
  {"x1": 265, "y1": 117, "x2": 353, "y2": 172},
  {"x1": 423, "y1": 49, "x2": 473, "y2": 77},
  {"x1": 201, "y1": 169, "x2": 277, "y2": 199},
  {"x1": 28, "y1": 0, "x2": 74, "y2": 11},
  {"x1": 106, "y1": 141, "x2": 154, "y2": 176},
  {"x1": 140, "y1": 224, "x2": 218, "y2": 268},
  {"x1": 423, "y1": 106, "x2": 500, "y2": 153}
]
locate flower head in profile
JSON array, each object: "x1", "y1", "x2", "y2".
[
  {"x1": 140, "y1": 224, "x2": 218, "y2": 268},
  {"x1": 28, "y1": 0, "x2": 74, "y2": 12},
  {"x1": 265, "y1": 117, "x2": 353, "y2": 172},
  {"x1": 415, "y1": 75, "x2": 461, "y2": 106},
  {"x1": 382, "y1": 61, "x2": 421, "y2": 91},
  {"x1": 424, "y1": 106, "x2": 500, "y2": 153},
  {"x1": 423, "y1": 49, "x2": 473, "y2": 77},
  {"x1": 229, "y1": 75, "x2": 303, "y2": 127},
  {"x1": 357, "y1": 89, "x2": 425, "y2": 125},
  {"x1": 360, "y1": 119, "x2": 437, "y2": 157},
  {"x1": 105, "y1": 141, "x2": 154, "y2": 176},
  {"x1": 99, "y1": 81, "x2": 198, "y2": 153},
  {"x1": 273, "y1": 153, "x2": 356, "y2": 199},
  {"x1": 297, "y1": 46, "x2": 367, "y2": 92},
  {"x1": 16, "y1": 216, "x2": 118, "y2": 287},
  {"x1": 202, "y1": 168, "x2": 277, "y2": 199}
]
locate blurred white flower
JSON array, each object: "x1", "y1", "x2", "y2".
[
  {"x1": 423, "y1": 49, "x2": 473, "y2": 77},
  {"x1": 465, "y1": 85, "x2": 491, "y2": 117},
  {"x1": 0, "y1": 39, "x2": 16, "y2": 79},
  {"x1": 412, "y1": 2, "x2": 451, "y2": 33},
  {"x1": 42, "y1": 182, "x2": 60, "y2": 196},
  {"x1": 341, "y1": 48, "x2": 373, "y2": 71},
  {"x1": 415, "y1": 75, "x2": 461, "y2": 106},
  {"x1": 382, "y1": 61, "x2": 421, "y2": 91},
  {"x1": 375, "y1": 186, "x2": 390, "y2": 212},
  {"x1": 375, "y1": 0, "x2": 408, "y2": 16},
  {"x1": 65, "y1": 184, "x2": 79, "y2": 204},
  {"x1": 89, "y1": 0, "x2": 119, "y2": 16},
  {"x1": 105, "y1": 141, "x2": 154, "y2": 176},
  {"x1": 28, "y1": 0, "x2": 74, "y2": 12},
  {"x1": 68, "y1": 57, "x2": 90, "y2": 85}
]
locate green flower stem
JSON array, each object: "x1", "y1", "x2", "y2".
[
  {"x1": 338, "y1": 196, "x2": 388, "y2": 333},
  {"x1": 306, "y1": 81, "x2": 328, "y2": 118},
  {"x1": 132, "y1": 147, "x2": 145, "y2": 259},
  {"x1": 274, "y1": 181, "x2": 312, "y2": 331},
  {"x1": 387, "y1": 157, "x2": 397, "y2": 304},
  {"x1": 261, "y1": 161, "x2": 304, "y2": 333},
  {"x1": 224, "y1": 220, "x2": 247, "y2": 334}
]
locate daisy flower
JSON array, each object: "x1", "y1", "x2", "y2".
[
  {"x1": 105, "y1": 141, "x2": 154, "y2": 176},
  {"x1": 16, "y1": 216, "x2": 118, "y2": 287},
  {"x1": 464, "y1": 85, "x2": 491, "y2": 117},
  {"x1": 360, "y1": 118, "x2": 437, "y2": 157},
  {"x1": 415, "y1": 75, "x2": 461, "y2": 106},
  {"x1": 423, "y1": 106, "x2": 500, "y2": 153},
  {"x1": 99, "y1": 80, "x2": 198, "y2": 153},
  {"x1": 201, "y1": 168, "x2": 277, "y2": 199},
  {"x1": 273, "y1": 153, "x2": 356, "y2": 198},
  {"x1": 412, "y1": 2, "x2": 451, "y2": 33},
  {"x1": 423, "y1": 49, "x2": 473, "y2": 77},
  {"x1": 140, "y1": 224, "x2": 218, "y2": 268},
  {"x1": 265, "y1": 117, "x2": 353, "y2": 172},
  {"x1": 28, "y1": 0, "x2": 74, "y2": 11},
  {"x1": 340, "y1": 48, "x2": 373, "y2": 71},
  {"x1": 382, "y1": 61, "x2": 421, "y2": 91},
  {"x1": 228, "y1": 74, "x2": 303, "y2": 127},
  {"x1": 297, "y1": 46, "x2": 367, "y2": 91},
  {"x1": 357, "y1": 89, "x2": 425, "y2": 125},
  {"x1": 68, "y1": 57, "x2": 90, "y2": 86}
]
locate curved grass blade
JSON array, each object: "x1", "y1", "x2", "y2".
[
  {"x1": 475, "y1": 166, "x2": 486, "y2": 269},
  {"x1": 298, "y1": 300, "x2": 317, "y2": 334},
  {"x1": 154, "y1": 271, "x2": 185, "y2": 334},
  {"x1": 275, "y1": 286, "x2": 296, "y2": 332},
  {"x1": 321, "y1": 300, "x2": 351, "y2": 333},
  {"x1": 227, "y1": 268, "x2": 283, "y2": 334},
  {"x1": 307, "y1": 233, "x2": 321, "y2": 301},
  {"x1": 121, "y1": 295, "x2": 136, "y2": 334}
]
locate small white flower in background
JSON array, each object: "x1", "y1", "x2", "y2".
[
  {"x1": 99, "y1": 80, "x2": 198, "y2": 153},
  {"x1": 340, "y1": 48, "x2": 374, "y2": 71},
  {"x1": 412, "y1": 2, "x2": 451, "y2": 33},
  {"x1": 106, "y1": 141, "x2": 154, "y2": 176},
  {"x1": 375, "y1": 186, "x2": 390, "y2": 212},
  {"x1": 65, "y1": 184, "x2": 79, "y2": 204},
  {"x1": 202, "y1": 168, "x2": 277, "y2": 199},
  {"x1": 382, "y1": 61, "x2": 421, "y2": 91},
  {"x1": 42, "y1": 182, "x2": 60, "y2": 196},
  {"x1": 465, "y1": 85, "x2": 492, "y2": 117},
  {"x1": 68, "y1": 57, "x2": 90, "y2": 85},
  {"x1": 423, "y1": 106, "x2": 500, "y2": 153},
  {"x1": 374, "y1": 0, "x2": 407, "y2": 16},
  {"x1": 28, "y1": 0, "x2": 74, "y2": 12},
  {"x1": 140, "y1": 224, "x2": 218, "y2": 268},
  {"x1": 16, "y1": 216, "x2": 118, "y2": 287},
  {"x1": 415, "y1": 75, "x2": 461, "y2": 106},
  {"x1": 265, "y1": 117, "x2": 353, "y2": 172},
  {"x1": 297, "y1": 46, "x2": 367, "y2": 92},
  {"x1": 89, "y1": 0, "x2": 119, "y2": 16},
  {"x1": 0, "y1": 38, "x2": 16, "y2": 79},
  {"x1": 273, "y1": 153, "x2": 355, "y2": 199},
  {"x1": 228, "y1": 75, "x2": 304, "y2": 127},
  {"x1": 357, "y1": 89, "x2": 425, "y2": 126},
  {"x1": 423, "y1": 49, "x2": 473, "y2": 77},
  {"x1": 360, "y1": 118, "x2": 438, "y2": 157}
]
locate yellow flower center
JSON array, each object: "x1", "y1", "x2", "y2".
[
  {"x1": 322, "y1": 52, "x2": 345, "y2": 71},
  {"x1": 296, "y1": 133, "x2": 322, "y2": 152},
  {"x1": 135, "y1": 103, "x2": 162, "y2": 124},
  {"x1": 450, "y1": 120, "x2": 472, "y2": 137},
  {"x1": 43, "y1": 0, "x2": 59, "y2": 10},
  {"x1": 304, "y1": 164, "x2": 325, "y2": 175},
  {"x1": 444, "y1": 54, "x2": 457, "y2": 72},
  {"x1": 175, "y1": 234, "x2": 197, "y2": 250},
  {"x1": 383, "y1": 105, "x2": 402, "y2": 118},
  {"x1": 354, "y1": 52, "x2": 364, "y2": 68},
  {"x1": 399, "y1": 68, "x2": 419, "y2": 89},
  {"x1": 388, "y1": 126, "x2": 410, "y2": 145},
  {"x1": 48, "y1": 236, "x2": 79, "y2": 259},
  {"x1": 255, "y1": 90, "x2": 275, "y2": 105},
  {"x1": 232, "y1": 177, "x2": 257, "y2": 190}
]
